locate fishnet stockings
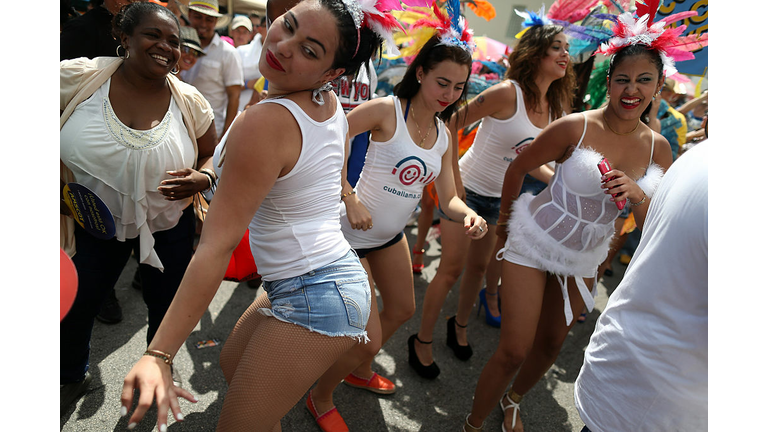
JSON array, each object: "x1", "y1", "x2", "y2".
[{"x1": 217, "y1": 293, "x2": 357, "y2": 431}]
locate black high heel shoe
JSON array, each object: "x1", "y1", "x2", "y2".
[
  {"x1": 447, "y1": 316, "x2": 473, "y2": 360},
  {"x1": 408, "y1": 334, "x2": 440, "y2": 379}
]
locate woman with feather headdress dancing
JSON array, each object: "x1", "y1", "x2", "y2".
[
  {"x1": 409, "y1": 3, "x2": 579, "y2": 387},
  {"x1": 462, "y1": 0, "x2": 705, "y2": 430}
]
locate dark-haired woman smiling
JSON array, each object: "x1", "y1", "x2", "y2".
[
  {"x1": 466, "y1": 39, "x2": 673, "y2": 432},
  {"x1": 60, "y1": 1, "x2": 216, "y2": 411}
]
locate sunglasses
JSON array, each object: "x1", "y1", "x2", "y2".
[{"x1": 181, "y1": 46, "x2": 202, "y2": 58}]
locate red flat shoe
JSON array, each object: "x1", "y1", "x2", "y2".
[
  {"x1": 412, "y1": 248, "x2": 425, "y2": 274},
  {"x1": 306, "y1": 391, "x2": 349, "y2": 432},
  {"x1": 343, "y1": 372, "x2": 396, "y2": 394}
]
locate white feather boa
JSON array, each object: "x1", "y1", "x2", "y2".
[{"x1": 505, "y1": 193, "x2": 613, "y2": 277}]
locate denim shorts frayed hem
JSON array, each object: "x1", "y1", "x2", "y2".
[
  {"x1": 257, "y1": 308, "x2": 370, "y2": 343},
  {"x1": 258, "y1": 250, "x2": 371, "y2": 343}
]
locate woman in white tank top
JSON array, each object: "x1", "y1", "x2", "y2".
[
  {"x1": 466, "y1": 39, "x2": 674, "y2": 432},
  {"x1": 307, "y1": 33, "x2": 488, "y2": 427},
  {"x1": 120, "y1": 2, "x2": 401, "y2": 430},
  {"x1": 410, "y1": 23, "x2": 577, "y2": 380}
]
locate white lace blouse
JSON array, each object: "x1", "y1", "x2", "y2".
[{"x1": 60, "y1": 78, "x2": 196, "y2": 270}]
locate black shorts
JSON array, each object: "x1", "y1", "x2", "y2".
[{"x1": 353, "y1": 231, "x2": 405, "y2": 259}]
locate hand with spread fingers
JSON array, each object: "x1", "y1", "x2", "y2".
[{"x1": 121, "y1": 355, "x2": 198, "y2": 431}]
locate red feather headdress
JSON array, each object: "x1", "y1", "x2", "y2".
[{"x1": 595, "y1": 0, "x2": 707, "y2": 77}]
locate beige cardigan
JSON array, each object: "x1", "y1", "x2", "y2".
[{"x1": 60, "y1": 56, "x2": 214, "y2": 257}]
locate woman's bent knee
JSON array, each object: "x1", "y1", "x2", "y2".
[{"x1": 494, "y1": 344, "x2": 530, "y2": 375}]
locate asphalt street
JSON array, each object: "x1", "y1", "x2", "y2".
[{"x1": 60, "y1": 222, "x2": 626, "y2": 432}]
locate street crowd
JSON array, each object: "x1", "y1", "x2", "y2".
[{"x1": 60, "y1": 0, "x2": 708, "y2": 430}]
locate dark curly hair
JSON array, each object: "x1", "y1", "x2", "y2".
[
  {"x1": 394, "y1": 34, "x2": 473, "y2": 123},
  {"x1": 112, "y1": 2, "x2": 180, "y2": 42},
  {"x1": 505, "y1": 25, "x2": 575, "y2": 120}
]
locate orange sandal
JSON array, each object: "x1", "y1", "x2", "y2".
[
  {"x1": 343, "y1": 372, "x2": 396, "y2": 394},
  {"x1": 412, "y1": 248, "x2": 425, "y2": 273},
  {"x1": 306, "y1": 390, "x2": 349, "y2": 432}
]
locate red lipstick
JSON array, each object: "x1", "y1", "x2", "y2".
[{"x1": 266, "y1": 50, "x2": 284, "y2": 72}]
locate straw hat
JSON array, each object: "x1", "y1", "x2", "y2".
[
  {"x1": 664, "y1": 78, "x2": 687, "y2": 95},
  {"x1": 183, "y1": 0, "x2": 232, "y2": 28},
  {"x1": 188, "y1": 0, "x2": 223, "y2": 17},
  {"x1": 180, "y1": 26, "x2": 206, "y2": 55}
]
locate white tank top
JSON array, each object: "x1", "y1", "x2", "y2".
[
  {"x1": 341, "y1": 96, "x2": 449, "y2": 249},
  {"x1": 459, "y1": 80, "x2": 547, "y2": 197},
  {"x1": 247, "y1": 95, "x2": 351, "y2": 281}
]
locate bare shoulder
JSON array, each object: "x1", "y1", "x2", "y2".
[
  {"x1": 649, "y1": 128, "x2": 673, "y2": 169},
  {"x1": 227, "y1": 101, "x2": 301, "y2": 157},
  {"x1": 457, "y1": 80, "x2": 518, "y2": 124},
  {"x1": 474, "y1": 80, "x2": 517, "y2": 108},
  {"x1": 547, "y1": 111, "x2": 591, "y2": 138},
  {"x1": 359, "y1": 95, "x2": 396, "y2": 115},
  {"x1": 238, "y1": 101, "x2": 298, "y2": 136}
]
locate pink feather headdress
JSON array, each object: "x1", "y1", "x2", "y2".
[
  {"x1": 341, "y1": 0, "x2": 411, "y2": 57},
  {"x1": 595, "y1": 0, "x2": 708, "y2": 77}
]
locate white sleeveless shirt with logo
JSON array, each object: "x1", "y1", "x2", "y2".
[
  {"x1": 459, "y1": 80, "x2": 548, "y2": 197},
  {"x1": 341, "y1": 96, "x2": 449, "y2": 249}
]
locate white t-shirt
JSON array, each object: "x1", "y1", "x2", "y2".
[
  {"x1": 574, "y1": 141, "x2": 709, "y2": 432},
  {"x1": 332, "y1": 59, "x2": 377, "y2": 114},
  {"x1": 182, "y1": 33, "x2": 244, "y2": 138},
  {"x1": 236, "y1": 34, "x2": 263, "y2": 112}
]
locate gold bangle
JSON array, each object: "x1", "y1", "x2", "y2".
[
  {"x1": 497, "y1": 221, "x2": 508, "y2": 226},
  {"x1": 143, "y1": 349, "x2": 174, "y2": 366},
  {"x1": 200, "y1": 168, "x2": 217, "y2": 182},
  {"x1": 341, "y1": 190, "x2": 356, "y2": 200},
  {"x1": 629, "y1": 192, "x2": 647, "y2": 207},
  {"x1": 499, "y1": 210, "x2": 511, "y2": 217}
]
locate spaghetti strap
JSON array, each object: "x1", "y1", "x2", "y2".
[
  {"x1": 576, "y1": 113, "x2": 588, "y2": 149},
  {"x1": 648, "y1": 132, "x2": 655, "y2": 167}
]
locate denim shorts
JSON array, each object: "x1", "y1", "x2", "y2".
[
  {"x1": 260, "y1": 250, "x2": 371, "y2": 342},
  {"x1": 436, "y1": 186, "x2": 501, "y2": 226},
  {"x1": 520, "y1": 173, "x2": 548, "y2": 196}
]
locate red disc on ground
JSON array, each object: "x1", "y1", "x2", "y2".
[{"x1": 61, "y1": 249, "x2": 78, "y2": 321}]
